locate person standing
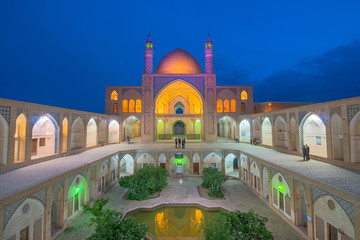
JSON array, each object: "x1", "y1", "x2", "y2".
[
  {"x1": 175, "y1": 138, "x2": 177, "y2": 148},
  {"x1": 305, "y1": 144, "x2": 310, "y2": 161},
  {"x1": 302, "y1": 144, "x2": 308, "y2": 161},
  {"x1": 183, "y1": 138, "x2": 186, "y2": 149},
  {"x1": 250, "y1": 136, "x2": 253, "y2": 145},
  {"x1": 182, "y1": 138, "x2": 184, "y2": 149},
  {"x1": 178, "y1": 138, "x2": 181, "y2": 149}
]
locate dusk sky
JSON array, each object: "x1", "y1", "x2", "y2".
[{"x1": 1, "y1": 0, "x2": 360, "y2": 113}]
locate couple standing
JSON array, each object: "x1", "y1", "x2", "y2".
[
  {"x1": 303, "y1": 144, "x2": 310, "y2": 161},
  {"x1": 175, "y1": 137, "x2": 186, "y2": 149}
]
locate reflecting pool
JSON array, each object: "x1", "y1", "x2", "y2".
[{"x1": 127, "y1": 205, "x2": 220, "y2": 240}]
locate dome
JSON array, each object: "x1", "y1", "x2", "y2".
[{"x1": 156, "y1": 48, "x2": 202, "y2": 74}]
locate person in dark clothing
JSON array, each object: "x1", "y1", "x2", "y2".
[
  {"x1": 250, "y1": 136, "x2": 253, "y2": 145},
  {"x1": 183, "y1": 138, "x2": 186, "y2": 148},
  {"x1": 175, "y1": 138, "x2": 177, "y2": 148},
  {"x1": 182, "y1": 138, "x2": 185, "y2": 149},
  {"x1": 303, "y1": 144, "x2": 308, "y2": 161},
  {"x1": 178, "y1": 138, "x2": 181, "y2": 149},
  {"x1": 305, "y1": 144, "x2": 310, "y2": 161}
]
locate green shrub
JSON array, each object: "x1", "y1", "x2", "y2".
[
  {"x1": 119, "y1": 166, "x2": 168, "y2": 200},
  {"x1": 202, "y1": 167, "x2": 227, "y2": 198},
  {"x1": 204, "y1": 210, "x2": 274, "y2": 240}
]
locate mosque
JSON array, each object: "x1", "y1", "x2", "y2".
[{"x1": 0, "y1": 35, "x2": 359, "y2": 240}]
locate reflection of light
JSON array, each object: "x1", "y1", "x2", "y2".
[{"x1": 155, "y1": 212, "x2": 168, "y2": 229}]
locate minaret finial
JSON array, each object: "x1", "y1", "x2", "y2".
[
  {"x1": 148, "y1": 32, "x2": 151, "y2": 41},
  {"x1": 208, "y1": 33, "x2": 210, "y2": 41}
]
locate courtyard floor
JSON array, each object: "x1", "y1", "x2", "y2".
[{"x1": 56, "y1": 177, "x2": 305, "y2": 240}]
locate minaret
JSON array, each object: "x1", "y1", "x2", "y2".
[
  {"x1": 144, "y1": 33, "x2": 153, "y2": 74},
  {"x1": 205, "y1": 34, "x2": 213, "y2": 74}
]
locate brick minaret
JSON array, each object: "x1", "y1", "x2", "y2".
[
  {"x1": 205, "y1": 34, "x2": 213, "y2": 74},
  {"x1": 144, "y1": 33, "x2": 153, "y2": 74}
]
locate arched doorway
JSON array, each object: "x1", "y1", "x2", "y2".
[
  {"x1": 0, "y1": 115, "x2": 8, "y2": 165},
  {"x1": 123, "y1": 116, "x2": 141, "y2": 142},
  {"x1": 262, "y1": 167, "x2": 269, "y2": 201},
  {"x1": 252, "y1": 119, "x2": 260, "y2": 140},
  {"x1": 224, "y1": 153, "x2": 238, "y2": 177},
  {"x1": 110, "y1": 155, "x2": 119, "y2": 183},
  {"x1": 62, "y1": 118, "x2": 68, "y2": 153},
  {"x1": 173, "y1": 120, "x2": 186, "y2": 136},
  {"x1": 350, "y1": 111, "x2": 360, "y2": 163},
  {"x1": 159, "y1": 153, "x2": 166, "y2": 170},
  {"x1": 97, "y1": 162, "x2": 108, "y2": 195},
  {"x1": 274, "y1": 116, "x2": 288, "y2": 148},
  {"x1": 120, "y1": 154, "x2": 134, "y2": 176},
  {"x1": 108, "y1": 120, "x2": 120, "y2": 143},
  {"x1": 98, "y1": 119, "x2": 106, "y2": 144},
  {"x1": 217, "y1": 116, "x2": 236, "y2": 142},
  {"x1": 261, "y1": 118, "x2": 273, "y2": 146},
  {"x1": 14, "y1": 113, "x2": 27, "y2": 162},
  {"x1": 71, "y1": 117, "x2": 85, "y2": 150},
  {"x1": 86, "y1": 118, "x2": 97, "y2": 147},
  {"x1": 170, "y1": 153, "x2": 190, "y2": 175},
  {"x1": 31, "y1": 115, "x2": 58, "y2": 159},
  {"x1": 193, "y1": 153, "x2": 200, "y2": 174},
  {"x1": 301, "y1": 113, "x2": 327, "y2": 158},
  {"x1": 294, "y1": 182, "x2": 307, "y2": 228},
  {"x1": 204, "y1": 152, "x2": 222, "y2": 172},
  {"x1": 290, "y1": 117, "x2": 297, "y2": 151},
  {"x1": 250, "y1": 161, "x2": 260, "y2": 193},
  {"x1": 240, "y1": 154, "x2": 248, "y2": 182},
  {"x1": 331, "y1": 114, "x2": 343, "y2": 160},
  {"x1": 51, "y1": 185, "x2": 64, "y2": 236},
  {"x1": 239, "y1": 119, "x2": 250, "y2": 143},
  {"x1": 137, "y1": 153, "x2": 155, "y2": 169},
  {"x1": 68, "y1": 174, "x2": 87, "y2": 218},
  {"x1": 271, "y1": 172, "x2": 291, "y2": 219}
]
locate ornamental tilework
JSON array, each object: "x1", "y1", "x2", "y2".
[
  {"x1": 135, "y1": 151, "x2": 156, "y2": 160},
  {"x1": 347, "y1": 104, "x2": 360, "y2": 124},
  {"x1": 330, "y1": 106, "x2": 342, "y2": 118},
  {"x1": 312, "y1": 185, "x2": 354, "y2": 225},
  {"x1": 273, "y1": 113, "x2": 287, "y2": 123},
  {"x1": 32, "y1": 113, "x2": 60, "y2": 154},
  {"x1": 293, "y1": 177, "x2": 306, "y2": 190},
  {"x1": 71, "y1": 114, "x2": 86, "y2": 123},
  {"x1": 298, "y1": 111, "x2": 308, "y2": 125},
  {"x1": 261, "y1": 116, "x2": 272, "y2": 123},
  {"x1": 98, "y1": 159, "x2": 109, "y2": 170},
  {"x1": 52, "y1": 180, "x2": 65, "y2": 193},
  {"x1": 118, "y1": 152, "x2": 135, "y2": 160},
  {"x1": 16, "y1": 108, "x2": 28, "y2": 117},
  {"x1": 0, "y1": 105, "x2": 11, "y2": 124},
  {"x1": 68, "y1": 171, "x2": 87, "y2": 189},
  {"x1": 270, "y1": 167, "x2": 290, "y2": 186},
  {"x1": 153, "y1": 76, "x2": 205, "y2": 98},
  {"x1": 169, "y1": 151, "x2": 190, "y2": 159},
  {"x1": 216, "y1": 114, "x2": 237, "y2": 121},
  {"x1": 289, "y1": 112, "x2": 296, "y2": 120},
  {"x1": 224, "y1": 151, "x2": 238, "y2": 159},
  {"x1": 3, "y1": 189, "x2": 47, "y2": 229},
  {"x1": 203, "y1": 151, "x2": 223, "y2": 159}
]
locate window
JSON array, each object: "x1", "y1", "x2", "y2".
[
  {"x1": 241, "y1": 102, "x2": 245, "y2": 114},
  {"x1": 174, "y1": 101, "x2": 184, "y2": 114},
  {"x1": 129, "y1": 99, "x2": 135, "y2": 113},
  {"x1": 217, "y1": 99, "x2": 223, "y2": 113},
  {"x1": 241, "y1": 90, "x2": 248, "y2": 100},
  {"x1": 136, "y1": 99, "x2": 141, "y2": 113},
  {"x1": 230, "y1": 99, "x2": 236, "y2": 112},
  {"x1": 110, "y1": 90, "x2": 118, "y2": 100},
  {"x1": 39, "y1": 138, "x2": 46, "y2": 147},
  {"x1": 113, "y1": 103, "x2": 118, "y2": 114},
  {"x1": 122, "y1": 100, "x2": 128, "y2": 113},
  {"x1": 223, "y1": 99, "x2": 229, "y2": 112},
  {"x1": 74, "y1": 193, "x2": 79, "y2": 212}
]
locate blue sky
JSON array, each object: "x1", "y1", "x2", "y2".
[{"x1": 1, "y1": 0, "x2": 360, "y2": 113}]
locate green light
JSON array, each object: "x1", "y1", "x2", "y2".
[
  {"x1": 76, "y1": 187, "x2": 81, "y2": 193},
  {"x1": 277, "y1": 184, "x2": 285, "y2": 192}
]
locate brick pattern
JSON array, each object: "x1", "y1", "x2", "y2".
[
  {"x1": 203, "y1": 151, "x2": 222, "y2": 159},
  {"x1": 52, "y1": 180, "x2": 65, "y2": 193},
  {"x1": 347, "y1": 104, "x2": 360, "y2": 124},
  {"x1": 330, "y1": 106, "x2": 342, "y2": 118},
  {"x1": 0, "y1": 105, "x2": 11, "y2": 124},
  {"x1": 16, "y1": 108, "x2": 28, "y2": 118}
]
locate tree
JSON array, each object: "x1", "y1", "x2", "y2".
[
  {"x1": 83, "y1": 197, "x2": 149, "y2": 240},
  {"x1": 202, "y1": 167, "x2": 228, "y2": 198},
  {"x1": 119, "y1": 166, "x2": 168, "y2": 200},
  {"x1": 204, "y1": 210, "x2": 274, "y2": 240}
]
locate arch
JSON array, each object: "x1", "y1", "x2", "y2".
[
  {"x1": 301, "y1": 113, "x2": 327, "y2": 158},
  {"x1": 239, "y1": 119, "x2": 250, "y2": 143},
  {"x1": 110, "y1": 155, "x2": 119, "y2": 182},
  {"x1": 250, "y1": 161, "x2": 260, "y2": 192},
  {"x1": 155, "y1": 80, "x2": 203, "y2": 114},
  {"x1": 262, "y1": 167, "x2": 269, "y2": 200},
  {"x1": 98, "y1": 119, "x2": 106, "y2": 144},
  {"x1": 271, "y1": 172, "x2": 291, "y2": 219},
  {"x1": 86, "y1": 118, "x2": 97, "y2": 147},
  {"x1": 294, "y1": 182, "x2": 307, "y2": 228},
  {"x1": 314, "y1": 195, "x2": 354, "y2": 240},
  {"x1": 174, "y1": 101, "x2": 185, "y2": 114},
  {"x1": 51, "y1": 185, "x2": 63, "y2": 236},
  {"x1": 31, "y1": 115, "x2": 58, "y2": 159},
  {"x1": 157, "y1": 119, "x2": 165, "y2": 140},
  {"x1": 224, "y1": 153, "x2": 238, "y2": 177},
  {"x1": 120, "y1": 154, "x2": 134, "y2": 175},
  {"x1": 241, "y1": 90, "x2": 248, "y2": 100},
  {"x1": 331, "y1": 113, "x2": 343, "y2": 160},
  {"x1": 137, "y1": 153, "x2": 155, "y2": 169},
  {"x1": 216, "y1": 99, "x2": 223, "y2": 113},
  {"x1": 204, "y1": 152, "x2": 222, "y2": 172},
  {"x1": 14, "y1": 113, "x2": 27, "y2": 162},
  {"x1": 169, "y1": 153, "x2": 190, "y2": 174},
  {"x1": 123, "y1": 116, "x2": 141, "y2": 141},
  {"x1": 350, "y1": 111, "x2": 360, "y2": 163},
  {"x1": 129, "y1": 99, "x2": 135, "y2": 113},
  {"x1": 240, "y1": 154, "x2": 248, "y2": 182},
  {"x1": 159, "y1": 153, "x2": 166, "y2": 170},
  {"x1": 122, "y1": 100, "x2": 128, "y2": 113},
  {"x1": 136, "y1": 99, "x2": 142, "y2": 113},
  {"x1": 98, "y1": 162, "x2": 108, "y2": 194},
  {"x1": 68, "y1": 174, "x2": 87, "y2": 217},
  {"x1": 108, "y1": 120, "x2": 120, "y2": 143},
  {"x1": 110, "y1": 90, "x2": 118, "y2": 100},
  {"x1": 274, "y1": 116, "x2": 288, "y2": 148},
  {"x1": 0, "y1": 115, "x2": 8, "y2": 165},
  {"x1": 230, "y1": 99, "x2": 236, "y2": 112},
  {"x1": 173, "y1": 120, "x2": 186, "y2": 136},
  {"x1": 252, "y1": 119, "x2": 260, "y2": 140},
  {"x1": 3, "y1": 198, "x2": 44, "y2": 240},
  {"x1": 290, "y1": 117, "x2": 297, "y2": 151},
  {"x1": 193, "y1": 152, "x2": 200, "y2": 174},
  {"x1": 62, "y1": 118, "x2": 68, "y2": 153},
  {"x1": 217, "y1": 116, "x2": 236, "y2": 142},
  {"x1": 261, "y1": 118, "x2": 273, "y2": 146},
  {"x1": 71, "y1": 117, "x2": 85, "y2": 150},
  {"x1": 223, "y1": 99, "x2": 230, "y2": 113}
]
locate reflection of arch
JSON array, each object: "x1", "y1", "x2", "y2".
[
  {"x1": 120, "y1": 154, "x2": 134, "y2": 175},
  {"x1": 314, "y1": 195, "x2": 354, "y2": 240},
  {"x1": 217, "y1": 116, "x2": 236, "y2": 141},
  {"x1": 294, "y1": 182, "x2": 307, "y2": 227},
  {"x1": 331, "y1": 114, "x2": 343, "y2": 160},
  {"x1": 250, "y1": 161, "x2": 260, "y2": 192},
  {"x1": 123, "y1": 116, "x2": 141, "y2": 141},
  {"x1": 241, "y1": 90, "x2": 248, "y2": 100},
  {"x1": 271, "y1": 172, "x2": 291, "y2": 219},
  {"x1": 62, "y1": 118, "x2": 68, "y2": 153},
  {"x1": 68, "y1": 174, "x2": 87, "y2": 217},
  {"x1": 350, "y1": 111, "x2": 360, "y2": 163},
  {"x1": 137, "y1": 153, "x2": 155, "y2": 169},
  {"x1": 108, "y1": 120, "x2": 120, "y2": 143},
  {"x1": 261, "y1": 118, "x2": 273, "y2": 146},
  {"x1": 173, "y1": 120, "x2": 186, "y2": 136},
  {"x1": 110, "y1": 90, "x2": 118, "y2": 100},
  {"x1": 204, "y1": 152, "x2": 222, "y2": 172},
  {"x1": 86, "y1": 118, "x2": 97, "y2": 147},
  {"x1": 71, "y1": 117, "x2": 85, "y2": 150},
  {"x1": 32, "y1": 115, "x2": 59, "y2": 159},
  {"x1": 301, "y1": 113, "x2": 327, "y2": 158},
  {"x1": 0, "y1": 115, "x2": 8, "y2": 165},
  {"x1": 3, "y1": 198, "x2": 44, "y2": 240},
  {"x1": 224, "y1": 153, "x2": 238, "y2": 175},
  {"x1": 14, "y1": 113, "x2": 27, "y2": 162},
  {"x1": 274, "y1": 116, "x2": 288, "y2": 148},
  {"x1": 262, "y1": 167, "x2": 269, "y2": 200},
  {"x1": 98, "y1": 119, "x2": 106, "y2": 144},
  {"x1": 289, "y1": 117, "x2": 297, "y2": 151},
  {"x1": 239, "y1": 119, "x2": 250, "y2": 142},
  {"x1": 51, "y1": 185, "x2": 64, "y2": 236}
]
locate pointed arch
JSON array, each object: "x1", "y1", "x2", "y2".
[
  {"x1": 217, "y1": 99, "x2": 223, "y2": 113},
  {"x1": 204, "y1": 152, "x2": 222, "y2": 171},
  {"x1": 51, "y1": 185, "x2": 64, "y2": 236},
  {"x1": 294, "y1": 182, "x2": 307, "y2": 228},
  {"x1": 239, "y1": 119, "x2": 250, "y2": 142},
  {"x1": 301, "y1": 113, "x2": 327, "y2": 158},
  {"x1": 108, "y1": 120, "x2": 120, "y2": 143},
  {"x1": 123, "y1": 116, "x2": 141, "y2": 141},
  {"x1": 250, "y1": 161, "x2": 260, "y2": 192},
  {"x1": 262, "y1": 167, "x2": 269, "y2": 200},
  {"x1": 290, "y1": 117, "x2": 297, "y2": 151},
  {"x1": 230, "y1": 99, "x2": 236, "y2": 112},
  {"x1": 129, "y1": 99, "x2": 135, "y2": 113},
  {"x1": 241, "y1": 90, "x2": 248, "y2": 100},
  {"x1": 110, "y1": 90, "x2": 118, "y2": 100},
  {"x1": 122, "y1": 100, "x2": 128, "y2": 113},
  {"x1": 274, "y1": 116, "x2": 288, "y2": 148},
  {"x1": 261, "y1": 117, "x2": 273, "y2": 146},
  {"x1": 98, "y1": 119, "x2": 107, "y2": 144},
  {"x1": 137, "y1": 153, "x2": 155, "y2": 169},
  {"x1": 252, "y1": 118, "x2": 260, "y2": 140},
  {"x1": 217, "y1": 116, "x2": 236, "y2": 142},
  {"x1": 68, "y1": 174, "x2": 87, "y2": 217},
  {"x1": 71, "y1": 117, "x2": 85, "y2": 150},
  {"x1": 14, "y1": 113, "x2": 27, "y2": 162},
  {"x1": 331, "y1": 113, "x2": 343, "y2": 160},
  {"x1": 120, "y1": 154, "x2": 134, "y2": 175},
  {"x1": 62, "y1": 117, "x2": 68, "y2": 153},
  {"x1": 271, "y1": 172, "x2": 291, "y2": 219},
  {"x1": 111, "y1": 155, "x2": 119, "y2": 182},
  {"x1": 350, "y1": 111, "x2": 360, "y2": 163},
  {"x1": 0, "y1": 115, "x2": 8, "y2": 165},
  {"x1": 224, "y1": 153, "x2": 238, "y2": 176},
  {"x1": 136, "y1": 99, "x2": 142, "y2": 113},
  {"x1": 223, "y1": 99, "x2": 230, "y2": 112},
  {"x1": 86, "y1": 118, "x2": 97, "y2": 147}
]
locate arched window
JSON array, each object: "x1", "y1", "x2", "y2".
[
  {"x1": 217, "y1": 99, "x2": 223, "y2": 113},
  {"x1": 136, "y1": 99, "x2": 142, "y2": 113},
  {"x1": 113, "y1": 103, "x2": 118, "y2": 114},
  {"x1": 14, "y1": 114, "x2": 27, "y2": 162},
  {"x1": 122, "y1": 100, "x2": 128, "y2": 113},
  {"x1": 110, "y1": 90, "x2": 118, "y2": 100},
  {"x1": 174, "y1": 101, "x2": 184, "y2": 114},
  {"x1": 129, "y1": 99, "x2": 135, "y2": 113},
  {"x1": 223, "y1": 99, "x2": 230, "y2": 112},
  {"x1": 241, "y1": 90, "x2": 248, "y2": 100},
  {"x1": 230, "y1": 99, "x2": 236, "y2": 112}
]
